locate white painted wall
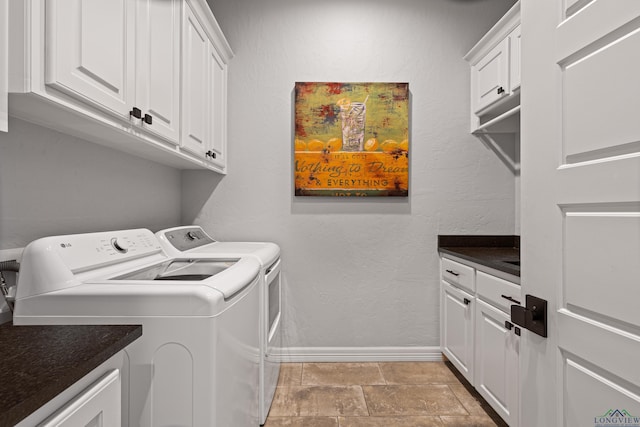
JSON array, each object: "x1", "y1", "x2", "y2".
[
  {"x1": 184, "y1": 0, "x2": 517, "y2": 355},
  {"x1": 1, "y1": 0, "x2": 7, "y2": 132},
  {"x1": 0, "y1": 118, "x2": 181, "y2": 250}
]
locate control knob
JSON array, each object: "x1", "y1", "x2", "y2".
[
  {"x1": 110, "y1": 237, "x2": 129, "y2": 254},
  {"x1": 186, "y1": 231, "x2": 198, "y2": 241}
]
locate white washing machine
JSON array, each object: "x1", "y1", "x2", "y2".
[
  {"x1": 13, "y1": 229, "x2": 261, "y2": 427},
  {"x1": 156, "y1": 226, "x2": 281, "y2": 425}
]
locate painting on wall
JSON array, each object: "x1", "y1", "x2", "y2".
[{"x1": 294, "y1": 82, "x2": 409, "y2": 197}]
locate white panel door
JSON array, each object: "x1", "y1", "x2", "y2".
[
  {"x1": 135, "y1": 0, "x2": 181, "y2": 144},
  {"x1": 181, "y1": 5, "x2": 208, "y2": 157},
  {"x1": 521, "y1": 1, "x2": 640, "y2": 426},
  {"x1": 45, "y1": 0, "x2": 135, "y2": 118},
  {"x1": 475, "y1": 299, "x2": 519, "y2": 426},
  {"x1": 207, "y1": 46, "x2": 227, "y2": 170},
  {"x1": 442, "y1": 281, "x2": 474, "y2": 385}
]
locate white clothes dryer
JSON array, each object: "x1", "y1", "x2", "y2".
[
  {"x1": 14, "y1": 229, "x2": 261, "y2": 427},
  {"x1": 156, "y1": 226, "x2": 282, "y2": 425}
]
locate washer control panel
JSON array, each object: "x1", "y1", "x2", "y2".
[
  {"x1": 51, "y1": 229, "x2": 162, "y2": 272},
  {"x1": 162, "y1": 227, "x2": 216, "y2": 252}
]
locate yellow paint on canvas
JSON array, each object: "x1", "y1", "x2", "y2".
[{"x1": 294, "y1": 151, "x2": 408, "y2": 196}]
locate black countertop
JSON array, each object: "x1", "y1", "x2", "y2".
[
  {"x1": 438, "y1": 235, "x2": 520, "y2": 277},
  {"x1": 0, "y1": 323, "x2": 142, "y2": 427}
]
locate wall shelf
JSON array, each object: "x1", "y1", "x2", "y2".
[{"x1": 473, "y1": 105, "x2": 520, "y2": 135}]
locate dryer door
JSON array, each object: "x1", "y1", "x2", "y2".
[{"x1": 265, "y1": 259, "x2": 282, "y2": 354}]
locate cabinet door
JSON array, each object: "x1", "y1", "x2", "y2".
[
  {"x1": 45, "y1": 0, "x2": 135, "y2": 118},
  {"x1": 475, "y1": 299, "x2": 519, "y2": 426},
  {"x1": 181, "y1": 6, "x2": 208, "y2": 157},
  {"x1": 442, "y1": 281, "x2": 474, "y2": 385},
  {"x1": 135, "y1": 0, "x2": 181, "y2": 144},
  {"x1": 39, "y1": 369, "x2": 121, "y2": 427},
  {"x1": 509, "y1": 25, "x2": 521, "y2": 92},
  {"x1": 472, "y1": 38, "x2": 509, "y2": 114},
  {"x1": 207, "y1": 47, "x2": 227, "y2": 170}
]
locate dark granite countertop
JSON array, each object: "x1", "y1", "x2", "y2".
[
  {"x1": 0, "y1": 323, "x2": 142, "y2": 427},
  {"x1": 438, "y1": 235, "x2": 520, "y2": 277}
]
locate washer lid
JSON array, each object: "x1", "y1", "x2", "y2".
[
  {"x1": 104, "y1": 257, "x2": 260, "y2": 300},
  {"x1": 113, "y1": 259, "x2": 237, "y2": 281},
  {"x1": 186, "y1": 242, "x2": 280, "y2": 267},
  {"x1": 15, "y1": 258, "x2": 261, "y2": 317}
]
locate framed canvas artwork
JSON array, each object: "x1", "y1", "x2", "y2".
[{"x1": 294, "y1": 82, "x2": 409, "y2": 197}]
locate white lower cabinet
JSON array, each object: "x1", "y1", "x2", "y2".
[
  {"x1": 475, "y1": 299, "x2": 519, "y2": 426},
  {"x1": 440, "y1": 255, "x2": 520, "y2": 426},
  {"x1": 15, "y1": 352, "x2": 127, "y2": 427},
  {"x1": 442, "y1": 281, "x2": 475, "y2": 385},
  {"x1": 38, "y1": 369, "x2": 121, "y2": 427}
]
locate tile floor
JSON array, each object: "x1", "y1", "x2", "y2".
[{"x1": 264, "y1": 362, "x2": 507, "y2": 427}]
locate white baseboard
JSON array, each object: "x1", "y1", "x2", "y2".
[{"x1": 272, "y1": 346, "x2": 443, "y2": 363}]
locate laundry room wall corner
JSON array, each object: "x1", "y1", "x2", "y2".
[
  {"x1": 0, "y1": 119, "x2": 182, "y2": 249},
  {"x1": 181, "y1": 170, "x2": 224, "y2": 225},
  {"x1": 185, "y1": 0, "x2": 517, "y2": 359}
]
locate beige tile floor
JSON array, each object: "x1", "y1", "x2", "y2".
[{"x1": 264, "y1": 362, "x2": 507, "y2": 427}]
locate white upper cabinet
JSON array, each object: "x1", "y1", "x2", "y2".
[
  {"x1": 207, "y1": 46, "x2": 228, "y2": 171},
  {"x1": 8, "y1": 0, "x2": 232, "y2": 171},
  {"x1": 181, "y1": 7, "x2": 209, "y2": 157},
  {"x1": 472, "y1": 38, "x2": 509, "y2": 114},
  {"x1": 508, "y1": 25, "x2": 521, "y2": 92},
  {"x1": 45, "y1": 0, "x2": 136, "y2": 119},
  {"x1": 46, "y1": 0, "x2": 180, "y2": 144},
  {"x1": 181, "y1": 3, "x2": 230, "y2": 173},
  {"x1": 135, "y1": 0, "x2": 182, "y2": 144},
  {"x1": 465, "y1": 1, "x2": 520, "y2": 134}
]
